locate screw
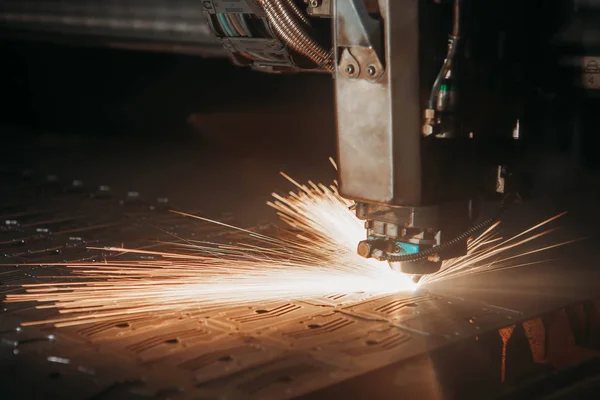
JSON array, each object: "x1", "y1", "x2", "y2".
[
  {"x1": 344, "y1": 64, "x2": 355, "y2": 75},
  {"x1": 309, "y1": 0, "x2": 321, "y2": 7},
  {"x1": 366, "y1": 65, "x2": 377, "y2": 76},
  {"x1": 393, "y1": 245, "x2": 402, "y2": 253}
]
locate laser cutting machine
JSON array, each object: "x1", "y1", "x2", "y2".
[
  {"x1": 0, "y1": 0, "x2": 593, "y2": 278},
  {"x1": 194, "y1": 0, "x2": 531, "y2": 278}
]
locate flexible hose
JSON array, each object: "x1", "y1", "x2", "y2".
[
  {"x1": 270, "y1": 0, "x2": 330, "y2": 61},
  {"x1": 284, "y1": 0, "x2": 311, "y2": 26},
  {"x1": 257, "y1": 0, "x2": 333, "y2": 71},
  {"x1": 427, "y1": 37, "x2": 458, "y2": 109},
  {"x1": 385, "y1": 194, "x2": 515, "y2": 263},
  {"x1": 263, "y1": 0, "x2": 331, "y2": 69},
  {"x1": 428, "y1": 0, "x2": 462, "y2": 108},
  {"x1": 385, "y1": 217, "x2": 496, "y2": 263},
  {"x1": 452, "y1": 0, "x2": 462, "y2": 38}
]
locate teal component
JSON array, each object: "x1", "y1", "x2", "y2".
[
  {"x1": 366, "y1": 236, "x2": 420, "y2": 255},
  {"x1": 395, "y1": 241, "x2": 420, "y2": 254},
  {"x1": 217, "y1": 14, "x2": 235, "y2": 37}
]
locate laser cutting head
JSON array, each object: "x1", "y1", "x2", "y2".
[
  {"x1": 352, "y1": 200, "x2": 473, "y2": 276},
  {"x1": 327, "y1": 0, "x2": 480, "y2": 278},
  {"x1": 196, "y1": 0, "x2": 519, "y2": 277}
]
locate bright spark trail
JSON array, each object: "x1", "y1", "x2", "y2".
[
  {"x1": 5, "y1": 162, "x2": 415, "y2": 327},
  {"x1": 421, "y1": 212, "x2": 576, "y2": 285},
  {"x1": 5, "y1": 160, "x2": 572, "y2": 328}
]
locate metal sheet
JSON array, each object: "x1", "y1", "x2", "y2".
[{"x1": 0, "y1": 162, "x2": 599, "y2": 399}]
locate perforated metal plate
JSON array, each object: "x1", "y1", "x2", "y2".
[{"x1": 1, "y1": 159, "x2": 599, "y2": 400}]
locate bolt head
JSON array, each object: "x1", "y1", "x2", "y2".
[
  {"x1": 344, "y1": 64, "x2": 355, "y2": 75},
  {"x1": 366, "y1": 65, "x2": 376, "y2": 76},
  {"x1": 309, "y1": 0, "x2": 321, "y2": 7}
]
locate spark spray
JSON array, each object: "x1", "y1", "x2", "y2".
[{"x1": 4, "y1": 163, "x2": 571, "y2": 327}]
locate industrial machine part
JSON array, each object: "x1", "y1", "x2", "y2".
[
  {"x1": 0, "y1": 0, "x2": 593, "y2": 277},
  {"x1": 198, "y1": 0, "x2": 518, "y2": 277}
]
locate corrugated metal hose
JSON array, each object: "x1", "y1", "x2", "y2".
[{"x1": 257, "y1": 0, "x2": 334, "y2": 72}]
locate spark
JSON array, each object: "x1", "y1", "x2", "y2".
[
  {"x1": 420, "y1": 212, "x2": 577, "y2": 285},
  {"x1": 5, "y1": 160, "x2": 573, "y2": 328},
  {"x1": 5, "y1": 167, "x2": 416, "y2": 327}
]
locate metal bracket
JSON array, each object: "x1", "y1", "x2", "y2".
[
  {"x1": 339, "y1": 48, "x2": 360, "y2": 79},
  {"x1": 307, "y1": 0, "x2": 333, "y2": 18},
  {"x1": 335, "y1": 0, "x2": 385, "y2": 82}
]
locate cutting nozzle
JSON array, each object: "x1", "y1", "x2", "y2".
[{"x1": 357, "y1": 238, "x2": 443, "y2": 275}]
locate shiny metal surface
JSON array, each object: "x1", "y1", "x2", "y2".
[{"x1": 334, "y1": 0, "x2": 421, "y2": 205}]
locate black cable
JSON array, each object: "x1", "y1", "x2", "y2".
[
  {"x1": 384, "y1": 194, "x2": 516, "y2": 263},
  {"x1": 427, "y1": 0, "x2": 462, "y2": 109},
  {"x1": 452, "y1": 0, "x2": 462, "y2": 38}
]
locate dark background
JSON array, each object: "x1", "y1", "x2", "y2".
[{"x1": 0, "y1": 40, "x2": 340, "y2": 225}]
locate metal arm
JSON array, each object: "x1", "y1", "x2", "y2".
[{"x1": 334, "y1": 0, "x2": 475, "y2": 276}]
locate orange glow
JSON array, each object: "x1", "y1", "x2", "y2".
[
  {"x1": 498, "y1": 325, "x2": 516, "y2": 383},
  {"x1": 6, "y1": 165, "x2": 416, "y2": 327},
  {"x1": 420, "y1": 213, "x2": 575, "y2": 285},
  {"x1": 5, "y1": 159, "x2": 573, "y2": 329}
]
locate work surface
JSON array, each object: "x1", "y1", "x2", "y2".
[{"x1": 0, "y1": 131, "x2": 599, "y2": 400}]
